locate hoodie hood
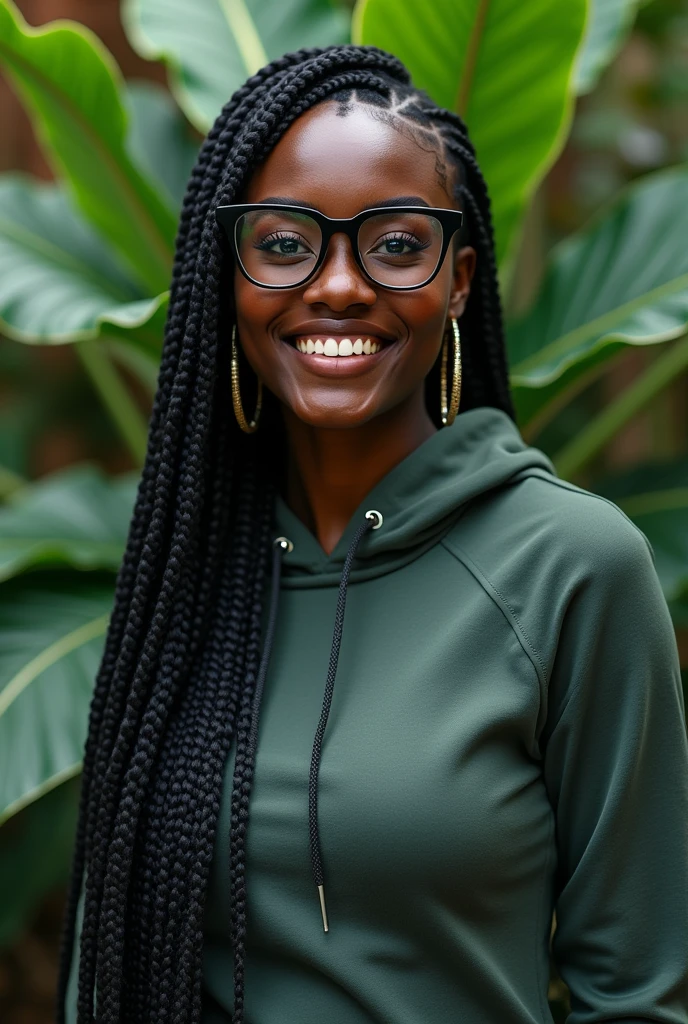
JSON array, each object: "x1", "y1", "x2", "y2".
[{"x1": 274, "y1": 405, "x2": 556, "y2": 587}]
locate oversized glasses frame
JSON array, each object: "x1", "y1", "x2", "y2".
[{"x1": 214, "y1": 203, "x2": 464, "y2": 291}]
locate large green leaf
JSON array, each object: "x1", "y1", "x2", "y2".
[
  {"x1": 104, "y1": 329, "x2": 165, "y2": 393},
  {"x1": 123, "y1": 0, "x2": 350, "y2": 132},
  {"x1": 0, "y1": 571, "x2": 113, "y2": 824},
  {"x1": 592, "y1": 458, "x2": 688, "y2": 609},
  {"x1": 574, "y1": 0, "x2": 639, "y2": 95},
  {"x1": 508, "y1": 168, "x2": 688, "y2": 432},
  {"x1": 0, "y1": 175, "x2": 167, "y2": 349},
  {"x1": 125, "y1": 81, "x2": 201, "y2": 210},
  {"x1": 354, "y1": 0, "x2": 587, "y2": 266},
  {"x1": 0, "y1": 777, "x2": 79, "y2": 947},
  {"x1": 0, "y1": 464, "x2": 136, "y2": 582},
  {"x1": 0, "y1": 0, "x2": 175, "y2": 293}
]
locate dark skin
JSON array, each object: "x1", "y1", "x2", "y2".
[{"x1": 234, "y1": 103, "x2": 476, "y2": 554}]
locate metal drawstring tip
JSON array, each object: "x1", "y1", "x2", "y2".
[{"x1": 317, "y1": 884, "x2": 329, "y2": 933}]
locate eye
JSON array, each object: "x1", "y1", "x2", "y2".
[
  {"x1": 254, "y1": 231, "x2": 313, "y2": 257},
  {"x1": 369, "y1": 232, "x2": 430, "y2": 257}
]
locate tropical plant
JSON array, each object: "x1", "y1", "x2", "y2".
[{"x1": 0, "y1": 0, "x2": 686, "y2": 971}]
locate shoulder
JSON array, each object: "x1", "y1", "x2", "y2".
[
  {"x1": 441, "y1": 467, "x2": 660, "y2": 682},
  {"x1": 446, "y1": 466, "x2": 654, "y2": 581}
]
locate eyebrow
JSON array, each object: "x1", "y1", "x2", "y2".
[{"x1": 256, "y1": 195, "x2": 432, "y2": 212}]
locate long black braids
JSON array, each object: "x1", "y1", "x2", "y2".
[{"x1": 56, "y1": 44, "x2": 515, "y2": 1024}]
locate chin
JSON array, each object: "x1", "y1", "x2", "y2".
[{"x1": 288, "y1": 394, "x2": 384, "y2": 430}]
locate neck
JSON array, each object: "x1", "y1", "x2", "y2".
[{"x1": 282, "y1": 389, "x2": 436, "y2": 555}]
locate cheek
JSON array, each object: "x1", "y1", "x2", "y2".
[
  {"x1": 233, "y1": 271, "x2": 281, "y2": 331},
  {"x1": 401, "y1": 292, "x2": 448, "y2": 335},
  {"x1": 232, "y1": 271, "x2": 285, "y2": 368},
  {"x1": 390, "y1": 277, "x2": 451, "y2": 360},
  {"x1": 232, "y1": 272, "x2": 305, "y2": 409}
]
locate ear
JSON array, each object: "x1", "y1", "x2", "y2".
[{"x1": 448, "y1": 245, "x2": 476, "y2": 319}]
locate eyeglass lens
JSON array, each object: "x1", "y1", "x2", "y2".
[{"x1": 235, "y1": 209, "x2": 444, "y2": 288}]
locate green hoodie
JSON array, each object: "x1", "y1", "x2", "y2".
[{"x1": 66, "y1": 406, "x2": 688, "y2": 1023}]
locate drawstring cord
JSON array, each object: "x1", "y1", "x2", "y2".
[
  {"x1": 308, "y1": 510, "x2": 383, "y2": 932},
  {"x1": 248, "y1": 514, "x2": 383, "y2": 939}
]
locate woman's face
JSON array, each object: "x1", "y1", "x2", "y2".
[{"x1": 233, "y1": 102, "x2": 476, "y2": 429}]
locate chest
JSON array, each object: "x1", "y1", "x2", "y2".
[{"x1": 212, "y1": 550, "x2": 553, "y2": 929}]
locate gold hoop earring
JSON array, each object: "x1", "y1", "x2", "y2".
[
  {"x1": 231, "y1": 324, "x2": 262, "y2": 433},
  {"x1": 440, "y1": 317, "x2": 462, "y2": 427}
]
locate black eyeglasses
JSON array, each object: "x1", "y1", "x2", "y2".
[{"x1": 214, "y1": 203, "x2": 464, "y2": 291}]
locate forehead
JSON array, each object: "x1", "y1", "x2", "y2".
[{"x1": 242, "y1": 102, "x2": 455, "y2": 215}]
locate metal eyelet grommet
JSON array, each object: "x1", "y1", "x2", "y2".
[
  {"x1": 274, "y1": 536, "x2": 294, "y2": 553},
  {"x1": 365, "y1": 510, "x2": 383, "y2": 530}
]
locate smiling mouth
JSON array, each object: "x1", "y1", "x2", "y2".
[{"x1": 286, "y1": 335, "x2": 388, "y2": 357}]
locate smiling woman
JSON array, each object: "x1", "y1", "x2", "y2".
[{"x1": 58, "y1": 45, "x2": 688, "y2": 1024}]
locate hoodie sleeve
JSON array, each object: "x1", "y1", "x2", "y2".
[{"x1": 541, "y1": 510, "x2": 688, "y2": 1024}]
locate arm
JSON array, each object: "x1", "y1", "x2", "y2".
[{"x1": 542, "y1": 519, "x2": 688, "y2": 1023}]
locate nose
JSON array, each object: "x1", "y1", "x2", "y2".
[{"x1": 302, "y1": 234, "x2": 377, "y2": 310}]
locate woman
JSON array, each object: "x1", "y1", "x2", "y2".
[{"x1": 59, "y1": 45, "x2": 688, "y2": 1024}]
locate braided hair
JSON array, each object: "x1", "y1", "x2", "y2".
[{"x1": 57, "y1": 44, "x2": 515, "y2": 1024}]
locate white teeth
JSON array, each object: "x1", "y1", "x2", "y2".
[{"x1": 294, "y1": 335, "x2": 384, "y2": 356}]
